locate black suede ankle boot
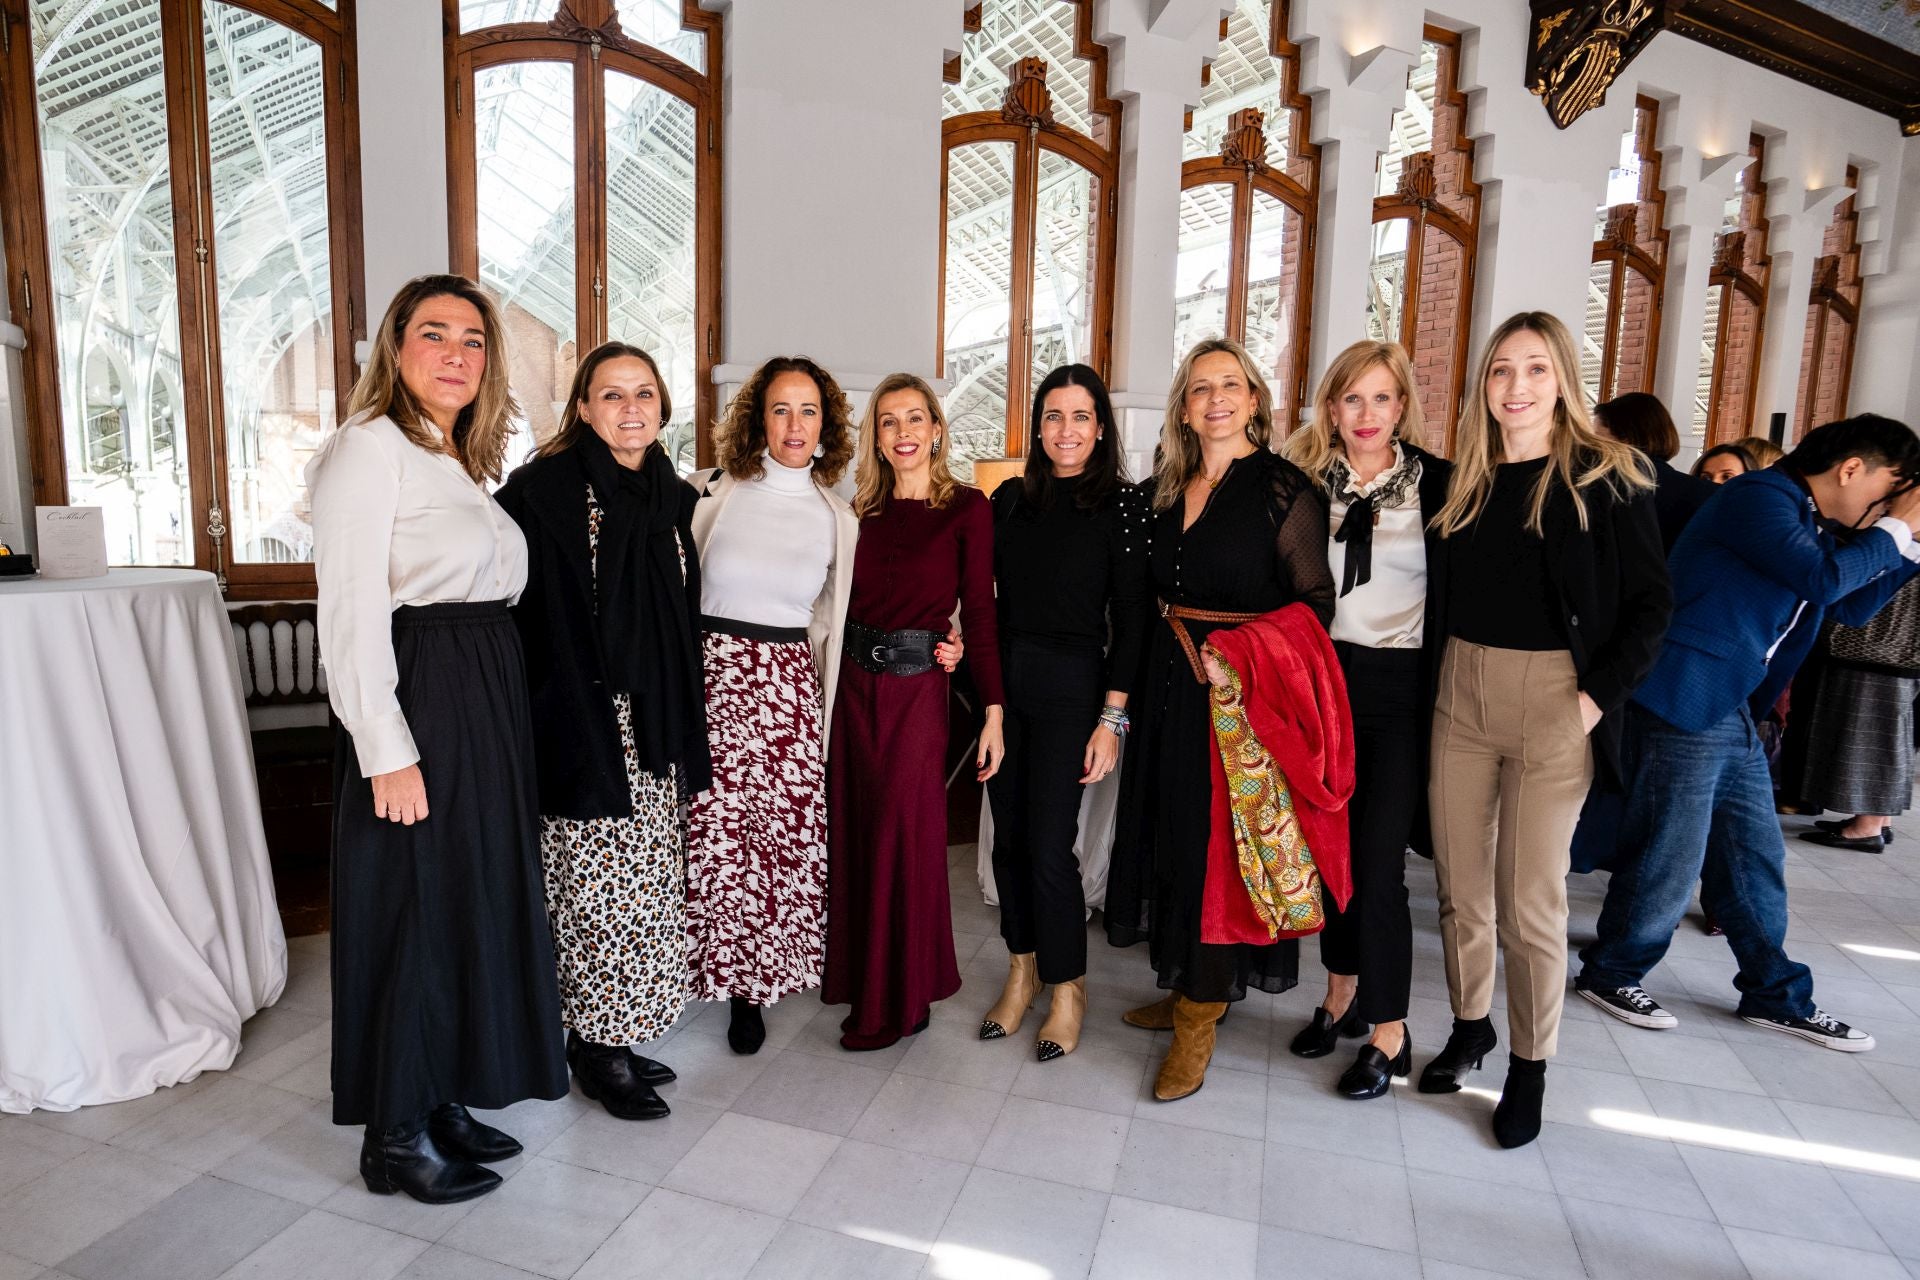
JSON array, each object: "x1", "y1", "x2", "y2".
[
  {"x1": 360, "y1": 1116, "x2": 501, "y2": 1203},
  {"x1": 1492, "y1": 1055, "x2": 1547, "y2": 1149},
  {"x1": 728, "y1": 997, "x2": 767, "y2": 1055},
  {"x1": 1417, "y1": 1016, "x2": 1498, "y2": 1094}
]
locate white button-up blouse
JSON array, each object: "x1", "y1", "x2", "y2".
[{"x1": 307, "y1": 413, "x2": 528, "y2": 778}]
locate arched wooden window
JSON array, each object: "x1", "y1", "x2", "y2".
[
  {"x1": 445, "y1": 0, "x2": 720, "y2": 472},
  {"x1": 1794, "y1": 166, "x2": 1863, "y2": 435},
  {"x1": 0, "y1": 0, "x2": 365, "y2": 596},
  {"x1": 940, "y1": 0, "x2": 1120, "y2": 482},
  {"x1": 1366, "y1": 29, "x2": 1480, "y2": 452},
  {"x1": 1696, "y1": 133, "x2": 1771, "y2": 446},
  {"x1": 1583, "y1": 96, "x2": 1668, "y2": 406},
  {"x1": 1175, "y1": 0, "x2": 1318, "y2": 426}
]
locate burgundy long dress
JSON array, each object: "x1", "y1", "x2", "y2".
[{"x1": 823, "y1": 487, "x2": 1005, "y2": 1043}]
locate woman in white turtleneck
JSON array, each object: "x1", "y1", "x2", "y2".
[{"x1": 686, "y1": 357, "x2": 958, "y2": 1053}]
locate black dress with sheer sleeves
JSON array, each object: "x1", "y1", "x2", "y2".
[{"x1": 1104, "y1": 448, "x2": 1335, "y2": 1003}]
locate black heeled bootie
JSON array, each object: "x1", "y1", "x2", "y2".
[
  {"x1": 427, "y1": 1103, "x2": 522, "y2": 1163},
  {"x1": 568, "y1": 1031, "x2": 670, "y2": 1120},
  {"x1": 1492, "y1": 1055, "x2": 1547, "y2": 1149},
  {"x1": 728, "y1": 997, "x2": 767, "y2": 1056},
  {"x1": 1418, "y1": 1016, "x2": 1498, "y2": 1094},
  {"x1": 1288, "y1": 1002, "x2": 1372, "y2": 1059},
  {"x1": 625, "y1": 1049, "x2": 677, "y2": 1087},
  {"x1": 361, "y1": 1117, "x2": 501, "y2": 1203},
  {"x1": 1336, "y1": 1030, "x2": 1412, "y2": 1100}
]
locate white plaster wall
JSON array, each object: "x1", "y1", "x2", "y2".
[{"x1": 8, "y1": 0, "x2": 1920, "y2": 524}]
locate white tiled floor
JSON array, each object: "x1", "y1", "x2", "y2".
[{"x1": 6, "y1": 818, "x2": 1920, "y2": 1279}]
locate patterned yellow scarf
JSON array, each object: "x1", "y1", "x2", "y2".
[{"x1": 1209, "y1": 656, "x2": 1326, "y2": 938}]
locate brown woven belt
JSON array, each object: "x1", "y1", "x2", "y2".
[{"x1": 1160, "y1": 598, "x2": 1260, "y2": 684}]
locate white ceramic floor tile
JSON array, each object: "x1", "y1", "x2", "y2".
[
  {"x1": 848, "y1": 1074, "x2": 1007, "y2": 1164},
  {"x1": 1264, "y1": 1145, "x2": 1416, "y2": 1253},
  {"x1": 1725, "y1": 1226, "x2": 1909, "y2": 1279},
  {"x1": 1111, "y1": 1118, "x2": 1264, "y2": 1222},
  {"x1": 393, "y1": 1244, "x2": 543, "y2": 1280},
  {"x1": 747, "y1": 1222, "x2": 925, "y2": 1280},
  {"x1": 57, "y1": 1174, "x2": 303, "y2": 1280},
  {"x1": 1534, "y1": 1122, "x2": 1714, "y2": 1219},
  {"x1": 976, "y1": 1097, "x2": 1129, "y2": 1194},
  {"x1": 1678, "y1": 1143, "x2": 1882, "y2": 1248},
  {"x1": 1406, "y1": 1169, "x2": 1585, "y2": 1280},
  {"x1": 216, "y1": 1207, "x2": 428, "y2": 1280},
  {"x1": 572, "y1": 1188, "x2": 780, "y2": 1280},
  {"x1": 661, "y1": 1113, "x2": 840, "y2": 1217},
  {"x1": 1559, "y1": 1195, "x2": 1746, "y2": 1279},
  {"x1": 438, "y1": 1157, "x2": 648, "y2": 1278},
  {"x1": 208, "y1": 1099, "x2": 358, "y2": 1206},
  {"x1": 538, "y1": 1097, "x2": 724, "y2": 1185},
  {"x1": 930, "y1": 1167, "x2": 1108, "y2": 1280},
  {"x1": 0, "y1": 1147, "x2": 199, "y2": 1266},
  {"x1": 789, "y1": 1140, "x2": 969, "y2": 1253},
  {"x1": 1130, "y1": 1064, "x2": 1268, "y2": 1141},
  {"x1": 729, "y1": 1048, "x2": 892, "y2": 1136},
  {"x1": 1089, "y1": 1197, "x2": 1257, "y2": 1280},
  {"x1": 1254, "y1": 1226, "x2": 1416, "y2": 1280},
  {"x1": 1008, "y1": 1046, "x2": 1150, "y2": 1118}
]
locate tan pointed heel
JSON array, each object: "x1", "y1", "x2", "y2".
[
  {"x1": 1036, "y1": 977, "x2": 1086, "y2": 1061},
  {"x1": 1153, "y1": 997, "x2": 1227, "y2": 1101},
  {"x1": 979, "y1": 952, "x2": 1040, "y2": 1040},
  {"x1": 1122, "y1": 992, "x2": 1178, "y2": 1030}
]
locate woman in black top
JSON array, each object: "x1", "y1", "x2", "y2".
[
  {"x1": 981, "y1": 365, "x2": 1149, "y2": 1062},
  {"x1": 1422, "y1": 312, "x2": 1669, "y2": 1150},
  {"x1": 1106, "y1": 338, "x2": 1334, "y2": 1103}
]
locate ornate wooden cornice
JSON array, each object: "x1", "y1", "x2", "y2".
[
  {"x1": 548, "y1": 0, "x2": 632, "y2": 53},
  {"x1": 1396, "y1": 151, "x2": 1437, "y2": 206},
  {"x1": 1711, "y1": 229, "x2": 1747, "y2": 277},
  {"x1": 1527, "y1": 0, "x2": 1920, "y2": 133},
  {"x1": 1601, "y1": 202, "x2": 1638, "y2": 251},
  {"x1": 1526, "y1": 0, "x2": 1658, "y2": 129},
  {"x1": 1002, "y1": 57, "x2": 1055, "y2": 128},
  {"x1": 1220, "y1": 107, "x2": 1266, "y2": 168}
]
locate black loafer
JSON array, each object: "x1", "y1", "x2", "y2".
[
  {"x1": 1812, "y1": 819, "x2": 1892, "y2": 845},
  {"x1": 1288, "y1": 1003, "x2": 1372, "y2": 1059},
  {"x1": 1336, "y1": 1032, "x2": 1411, "y2": 1100},
  {"x1": 1799, "y1": 829, "x2": 1887, "y2": 854},
  {"x1": 426, "y1": 1103, "x2": 522, "y2": 1163}
]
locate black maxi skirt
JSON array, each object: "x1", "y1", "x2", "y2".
[{"x1": 329, "y1": 600, "x2": 568, "y2": 1128}]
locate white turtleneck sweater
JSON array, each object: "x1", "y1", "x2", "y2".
[{"x1": 699, "y1": 454, "x2": 836, "y2": 629}]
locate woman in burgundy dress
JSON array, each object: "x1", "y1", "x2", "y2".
[{"x1": 823, "y1": 372, "x2": 1006, "y2": 1051}]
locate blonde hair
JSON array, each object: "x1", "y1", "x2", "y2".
[
  {"x1": 852, "y1": 373, "x2": 959, "y2": 518},
  {"x1": 1282, "y1": 340, "x2": 1426, "y2": 487},
  {"x1": 533, "y1": 342, "x2": 668, "y2": 461},
  {"x1": 1152, "y1": 338, "x2": 1275, "y2": 512},
  {"x1": 345, "y1": 274, "x2": 519, "y2": 484},
  {"x1": 1734, "y1": 435, "x2": 1785, "y2": 468},
  {"x1": 1433, "y1": 311, "x2": 1652, "y2": 537},
  {"x1": 713, "y1": 356, "x2": 856, "y2": 487}
]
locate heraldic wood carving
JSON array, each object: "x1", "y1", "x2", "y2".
[
  {"x1": 1603, "y1": 203, "x2": 1638, "y2": 251},
  {"x1": 1397, "y1": 151, "x2": 1437, "y2": 206},
  {"x1": 1221, "y1": 107, "x2": 1267, "y2": 168},
  {"x1": 1003, "y1": 57, "x2": 1055, "y2": 128},
  {"x1": 1712, "y1": 230, "x2": 1748, "y2": 278},
  {"x1": 549, "y1": 0, "x2": 633, "y2": 52},
  {"x1": 1526, "y1": 0, "x2": 1659, "y2": 129}
]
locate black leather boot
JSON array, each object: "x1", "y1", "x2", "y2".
[
  {"x1": 427, "y1": 1104, "x2": 522, "y2": 1163},
  {"x1": 625, "y1": 1049, "x2": 677, "y2": 1086},
  {"x1": 1417, "y1": 1016, "x2": 1498, "y2": 1094},
  {"x1": 360, "y1": 1117, "x2": 501, "y2": 1203},
  {"x1": 728, "y1": 997, "x2": 767, "y2": 1055},
  {"x1": 568, "y1": 1031, "x2": 670, "y2": 1120},
  {"x1": 1492, "y1": 1055, "x2": 1547, "y2": 1149},
  {"x1": 1288, "y1": 1001, "x2": 1371, "y2": 1059}
]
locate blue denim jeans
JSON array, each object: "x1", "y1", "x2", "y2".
[{"x1": 1576, "y1": 702, "x2": 1814, "y2": 1020}]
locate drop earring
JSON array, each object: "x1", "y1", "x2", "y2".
[
  {"x1": 812, "y1": 442, "x2": 825, "y2": 459},
  {"x1": 932, "y1": 436, "x2": 943, "y2": 457}
]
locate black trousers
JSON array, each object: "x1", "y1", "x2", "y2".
[
  {"x1": 1317, "y1": 643, "x2": 1423, "y2": 1024},
  {"x1": 988, "y1": 643, "x2": 1104, "y2": 983}
]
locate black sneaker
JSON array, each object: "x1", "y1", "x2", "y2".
[
  {"x1": 1577, "y1": 985, "x2": 1678, "y2": 1029},
  {"x1": 1741, "y1": 1009, "x2": 1875, "y2": 1052}
]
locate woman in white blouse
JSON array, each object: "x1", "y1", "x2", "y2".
[
  {"x1": 308, "y1": 274, "x2": 566, "y2": 1205},
  {"x1": 1280, "y1": 340, "x2": 1451, "y2": 1100}
]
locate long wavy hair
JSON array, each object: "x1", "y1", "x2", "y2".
[
  {"x1": 1433, "y1": 311, "x2": 1652, "y2": 537},
  {"x1": 852, "y1": 372, "x2": 958, "y2": 518},
  {"x1": 712, "y1": 356, "x2": 856, "y2": 487},
  {"x1": 344, "y1": 273, "x2": 518, "y2": 483},
  {"x1": 1151, "y1": 338, "x2": 1275, "y2": 511},
  {"x1": 1022, "y1": 363, "x2": 1127, "y2": 510},
  {"x1": 1282, "y1": 340, "x2": 1426, "y2": 488},
  {"x1": 532, "y1": 342, "x2": 669, "y2": 461}
]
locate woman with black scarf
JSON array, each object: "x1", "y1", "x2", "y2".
[{"x1": 497, "y1": 342, "x2": 709, "y2": 1121}]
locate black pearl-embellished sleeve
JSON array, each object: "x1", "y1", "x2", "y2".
[{"x1": 1105, "y1": 481, "x2": 1152, "y2": 696}]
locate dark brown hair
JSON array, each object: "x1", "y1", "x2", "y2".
[
  {"x1": 533, "y1": 342, "x2": 670, "y2": 460},
  {"x1": 712, "y1": 356, "x2": 856, "y2": 487},
  {"x1": 1595, "y1": 391, "x2": 1680, "y2": 462}
]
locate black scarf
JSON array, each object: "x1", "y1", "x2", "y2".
[
  {"x1": 1330, "y1": 450, "x2": 1421, "y2": 598},
  {"x1": 575, "y1": 432, "x2": 707, "y2": 790}
]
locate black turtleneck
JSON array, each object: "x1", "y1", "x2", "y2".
[{"x1": 1447, "y1": 456, "x2": 1565, "y2": 652}]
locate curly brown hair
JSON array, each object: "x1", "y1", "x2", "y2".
[{"x1": 712, "y1": 356, "x2": 856, "y2": 486}]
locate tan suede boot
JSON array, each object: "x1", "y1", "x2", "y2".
[
  {"x1": 1122, "y1": 993, "x2": 1179, "y2": 1030},
  {"x1": 1035, "y1": 977, "x2": 1086, "y2": 1062},
  {"x1": 979, "y1": 952, "x2": 1040, "y2": 1040},
  {"x1": 1153, "y1": 997, "x2": 1228, "y2": 1101}
]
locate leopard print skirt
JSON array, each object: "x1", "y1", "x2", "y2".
[{"x1": 540, "y1": 693, "x2": 690, "y2": 1046}]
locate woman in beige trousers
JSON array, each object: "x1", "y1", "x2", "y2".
[{"x1": 1420, "y1": 312, "x2": 1671, "y2": 1149}]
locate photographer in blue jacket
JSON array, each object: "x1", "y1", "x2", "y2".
[{"x1": 1575, "y1": 415, "x2": 1920, "y2": 1051}]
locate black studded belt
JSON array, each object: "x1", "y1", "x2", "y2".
[{"x1": 846, "y1": 620, "x2": 942, "y2": 677}]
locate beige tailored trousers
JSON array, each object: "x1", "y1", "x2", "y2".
[{"x1": 1429, "y1": 639, "x2": 1594, "y2": 1060}]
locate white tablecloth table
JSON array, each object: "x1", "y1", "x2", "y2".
[{"x1": 0, "y1": 569, "x2": 288, "y2": 1113}]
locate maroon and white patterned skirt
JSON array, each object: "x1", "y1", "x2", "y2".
[{"x1": 685, "y1": 624, "x2": 829, "y2": 1003}]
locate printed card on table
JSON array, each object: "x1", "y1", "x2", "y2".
[{"x1": 34, "y1": 506, "x2": 109, "y2": 579}]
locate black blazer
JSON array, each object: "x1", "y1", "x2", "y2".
[
  {"x1": 1431, "y1": 458, "x2": 1671, "y2": 788},
  {"x1": 1406, "y1": 444, "x2": 1452, "y2": 858},
  {"x1": 1651, "y1": 458, "x2": 1716, "y2": 553},
  {"x1": 495, "y1": 449, "x2": 705, "y2": 820}
]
